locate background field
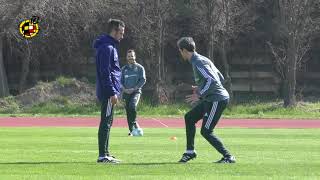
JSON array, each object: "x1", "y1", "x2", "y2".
[
  {"x1": 1, "y1": 77, "x2": 320, "y2": 119},
  {"x1": 1, "y1": 98, "x2": 320, "y2": 119},
  {"x1": 0, "y1": 128, "x2": 319, "y2": 180}
]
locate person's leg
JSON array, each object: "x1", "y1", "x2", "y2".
[
  {"x1": 98, "y1": 98, "x2": 114, "y2": 157},
  {"x1": 128, "y1": 92, "x2": 141, "y2": 130},
  {"x1": 123, "y1": 93, "x2": 133, "y2": 132},
  {"x1": 97, "y1": 98, "x2": 119, "y2": 163},
  {"x1": 179, "y1": 101, "x2": 205, "y2": 163},
  {"x1": 185, "y1": 102, "x2": 205, "y2": 151},
  {"x1": 200, "y1": 99, "x2": 235, "y2": 163}
]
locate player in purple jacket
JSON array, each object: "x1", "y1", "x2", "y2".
[{"x1": 93, "y1": 19, "x2": 125, "y2": 163}]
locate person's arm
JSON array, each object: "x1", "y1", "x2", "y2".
[
  {"x1": 121, "y1": 66, "x2": 126, "y2": 89},
  {"x1": 98, "y1": 45, "x2": 117, "y2": 96},
  {"x1": 194, "y1": 63, "x2": 217, "y2": 97},
  {"x1": 218, "y1": 71, "x2": 225, "y2": 84},
  {"x1": 134, "y1": 66, "x2": 146, "y2": 90},
  {"x1": 121, "y1": 66, "x2": 132, "y2": 94}
]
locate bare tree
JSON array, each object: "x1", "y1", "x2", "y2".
[
  {"x1": 2, "y1": 0, "x2": 99, "y2": 93},
  {"x1": 190, "y1": 0, "x2": 222, "y2": 60},
  {"x1": 0, "y1": 28, "x2": 9, "y2": 97},
  {"x1": 219, "y1": 0, "x2": 259, "y2": 100},
  {"x1": 267, "y1": 0, "x2": 320, "y2": 107},
  {"x1": 190, "y1": 0, "x2": 256, "y2": 100},
  {"x1": 0, "y1": 0, "x2": 26, "y2": 97},
  {"x1": 124, "y1": 0, "x2": 173, "y2": 103},
  {"x1": 0, "y1": 34, "x2": 9, "y2": 97}
]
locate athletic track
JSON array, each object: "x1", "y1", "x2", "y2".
[{"x1": 0, "y1": 117, "x2": 320, "y2": 128}]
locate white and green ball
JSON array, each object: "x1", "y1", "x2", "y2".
[{"x1": 131, "y1": 128, "x2": 143, "y2": 136}]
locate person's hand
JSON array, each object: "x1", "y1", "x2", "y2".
[
  {"x1": 185, "y1": 93, "x2": 200, "y2": 105},
  {"x1": 110, "y1": 95, "x2": 118, "y2": 105},
  {"x1": 123, "y1": 88, "x2": 128, "y2": 94},
  {"x1": 192, "y1": 85, "x2": 198, "y2": 94},
  {"x1": 124, "y1": 88, "x2": 135, "y2": 94}
]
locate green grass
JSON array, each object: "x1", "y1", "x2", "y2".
[
  {"x1": 1, "y1": 75, "x2": 319, "y2": 119},
  {"x1": 224, "y1": 101, "x2": 320, "y2": 119},
  {"x1": 0, "y1": 96, "x2": 20, "y2": 114},
  {"x1": 1, "y1": 100, "x2": 320, "y2": 119},
  {"x1": 1, "y1": 88, "x2": 320, "y2": 119},
  {"x1": 56, "y1": 76, "x2": 75, "y2": 86},
  {"x1": 0, "y1": 128, "x2": 319, "y2": 179},
  {"x1": 23, "y1": 102, "x2": 101, "y2": 116}
]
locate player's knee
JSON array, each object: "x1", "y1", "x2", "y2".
[
  {"x1": 107, "y1": 122, "x2": 112, "y2": 127},
  {"x1": 200, "y1": 128, "x2": 211, "y2": 138},
  {"x1": 128, "y1": 102, "x2": 136, "y2": 110},
  {"x1": 184, "y1": 113, "x2": 192, "y2": 121},
  {"x1": 98, "y1": 125, "x2": 109, "y2": 134},
  {"x1": 128, "y1": 105, "x2": 136, "y2": 112}
]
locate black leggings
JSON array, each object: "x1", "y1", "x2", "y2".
[
  {"x1": 123, "y1": 92, "x2": 141, "y2": 132},
  {"x1": 98, "y1": 98, "x2": 114, "y2": 157},
  {"x1": 185, "y1": 99, "x2": 231, "y2": 157}
]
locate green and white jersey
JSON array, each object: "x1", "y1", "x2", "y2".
[
  {"x1": 121, "y1": 63, "x2": 146, "y2": 93},
  {"x1": 191, "y1": 52, "x2": 229, "y2": 102}
]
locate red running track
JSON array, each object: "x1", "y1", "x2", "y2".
[{"x1": 0, "y1": 117, "x2": 320, "y2": 128}]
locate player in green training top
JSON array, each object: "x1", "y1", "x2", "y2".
[{"x1": 121, "y1": 49, "x2": 146, "y2": 136}]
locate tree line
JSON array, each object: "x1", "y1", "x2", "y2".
[{"x1": 0, "y1": 0, "x2": 319, "y2": 107}]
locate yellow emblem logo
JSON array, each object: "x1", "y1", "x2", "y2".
[{"x1": 19, "y1": 16, "x2": 40, "y2": 39}]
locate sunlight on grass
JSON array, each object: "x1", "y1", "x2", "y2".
[
  {"x1": 0, "y1": 128, "x2": 319, "y2": 179},
  {"x1": 1, "y1": 97, "x2": 320, "y2": 118}
]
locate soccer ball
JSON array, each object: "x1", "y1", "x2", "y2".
[{"x1": 131, "y1": 128, "x2": 143, "y2": 136}]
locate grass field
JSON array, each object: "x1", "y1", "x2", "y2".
[
  {"x1": 0, "y1": 127, "x2": 319, "y2": 179},
  {"x1": 1, "y1": 76, "x2": 320, "y2": 119},
  {"x1": 1, "y1": 100, "x2": 320, "y2": 119}
]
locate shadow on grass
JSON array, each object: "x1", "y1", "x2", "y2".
[
  {"x1": 0, "y1": 162, "x2": 208, "y2": 165},
  {"x1": 0, "y1": 162, "x2": 91, "y2": 165},
  {"x1": 115, "y1": 162, "x2": 181, "y2": 166}
]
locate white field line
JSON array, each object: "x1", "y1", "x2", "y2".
[{"x1": 151, "y1": 118, "x2": 169, "y2": 127}]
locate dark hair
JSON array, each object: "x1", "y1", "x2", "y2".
[
  {"x1": 127, "y1": 49, "x2": 135, "y2": 54},
  {"x1": 107, "y1": 19, "x2": 125, "y2": 34},
  {"x1": 177, "y1": 37, "x2": 196, "y2": 52}
]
